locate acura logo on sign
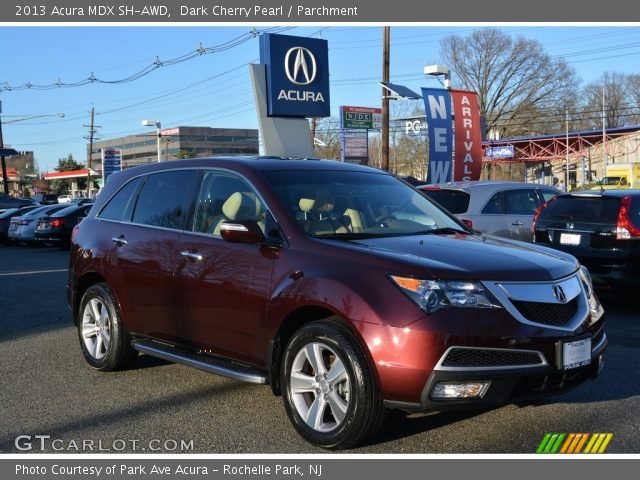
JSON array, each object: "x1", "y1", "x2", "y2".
[
  {"x1": 552, "y1": 284, "x2": 567, "y2": 303},
  {"x1": 284, "y1": 47, "x2": 317, "y2": 85}
]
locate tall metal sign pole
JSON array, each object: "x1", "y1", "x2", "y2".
[
  {"x1": 0, "y1": 100, "x2": 8, "y2": 195},
  {"x1": 381, "y1": 27, "x2": 390, "y2": 171}
]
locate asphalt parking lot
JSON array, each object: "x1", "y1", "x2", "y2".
[{"x1": 0, "y1": 244, "x2": 638, "y2": 453}]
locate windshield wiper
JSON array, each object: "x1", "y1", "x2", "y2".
[
  {"x1": 413, "y1": 227, "x2": 470, "y2": 235},
  {"x1": 312, "y1": 232, "x2": 391, "y2": 240}
]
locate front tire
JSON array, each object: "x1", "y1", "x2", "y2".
[
  {"x1": 77, "y1": 283, "x2": 138, "y2": 371},
  {"x1": 281, "y1": 319, "x2": 385, "y2": 449}
]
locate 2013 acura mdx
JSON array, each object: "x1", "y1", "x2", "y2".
[{"x1": 68, "y1": 157, "x2": 606, "y2": 449}]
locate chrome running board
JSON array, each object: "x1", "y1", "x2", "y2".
[{"x1": 132, "y1": 340, "x2": 268, "y2": 384}]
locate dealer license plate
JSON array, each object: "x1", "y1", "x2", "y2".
[
  {"x1": 563, "y1": 338, "x2": 591, "y2": 370},
  {"x1": 560, "y1": 232, "x2": 581, "y2": 246}
]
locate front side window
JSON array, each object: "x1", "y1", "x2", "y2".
[
  {"x1": 132, "y1": 170, "x2": 199, "y2": 230},
  {"x1": 504, "y1": 189, "x2": 538, "y2": 215},
  {"x1": 192, "y1": 170, "x2": 266, "y2": 237}
]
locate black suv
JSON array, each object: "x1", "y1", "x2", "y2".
[
  {"x1": 533, "y1": 190, "x2": 640, "y2": 289},
  {"x1": 33, "y1": 193, "x2": 59, "y2": 205}
]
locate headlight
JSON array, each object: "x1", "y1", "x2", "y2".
[
  {"x1": 579, "y1": 265, "x2": 594, "y2": 299},
  {"x1": 389, "y1": 275, "x2": 502, "y2": 314}
]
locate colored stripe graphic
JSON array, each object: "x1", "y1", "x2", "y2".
[{"x1": 537, "y1": 433, "x2": 612, "y2": 453}]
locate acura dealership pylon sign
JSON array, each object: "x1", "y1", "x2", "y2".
[{"x1": 260, "y1": 33, "x2": 330, "y2": 118}]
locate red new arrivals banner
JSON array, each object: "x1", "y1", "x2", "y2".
[{"x1": 451, "y1": 90, "x2": 482, "y2": 181}]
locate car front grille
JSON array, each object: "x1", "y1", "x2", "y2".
[
  {"x1": 440, "y1": 348, "x2": 544, "y2": 368},
  {"x1": 511, "y1": 298, "x2": 578, "y2": 327}
]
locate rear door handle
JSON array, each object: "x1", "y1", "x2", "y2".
[
  {"x1": 180, "y1": 250, "x2": 203, "y2": 262},
  {"x1": 511, "y1": 221, "x2": 523, "y2": 227},
  {"x1": 112, "y1": 236, "x2": 128, "y2": 246}
]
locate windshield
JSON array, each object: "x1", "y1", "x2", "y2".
[
  {"x1": 262, "y1": 169, "x2": 468, "y2": 238},
  {"x1": 602, "y1": 176, "x2": 623, "y2": 185}
]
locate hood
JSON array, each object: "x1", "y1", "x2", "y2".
[{"x1": 346, "y1": 233, "x2": 578, "y2": 282}]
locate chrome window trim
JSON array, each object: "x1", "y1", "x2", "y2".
[
  {"x1": 434, "y1": 346, "x2": 548, "y2": 372},
  {"x1": 96, "y1": 165, "x2": 284, "y2": 236}
]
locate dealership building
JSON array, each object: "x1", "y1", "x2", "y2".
[{"x1": 89, "y1": 126, "x2": 259, "y2": 170}]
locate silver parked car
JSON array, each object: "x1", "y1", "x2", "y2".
[
  {"x1": 419, "y1": 181, "x2": 560, "y2": 242},
  {"x1": 8, "y1": 204, "x2": 68, "y2": 244}
]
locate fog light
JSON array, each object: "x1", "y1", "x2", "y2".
[{"x1": 431, "y1": 381, "x2": 490, "y2": 399}]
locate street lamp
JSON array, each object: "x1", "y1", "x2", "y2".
[
  {"x1": 423, "y1": 64, "x2": 452, "y2": 89},
  {"x1": 141, "y1": 119, "x2": 162, "y2": 163}
]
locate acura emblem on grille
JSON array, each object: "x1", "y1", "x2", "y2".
[
  {"x1": 552, "y1": 284, "x2": 567, "y2": 303},
  {"x1": 566, "y1": 223, "x2": 574, "y2": 230}
]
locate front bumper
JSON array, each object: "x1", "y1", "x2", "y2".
[{"x1": 385, "y1": 327, "x2": 607, "y2": 412}]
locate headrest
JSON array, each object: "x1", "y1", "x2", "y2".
[
  {"x1": 222, "y1": 192, "x2": 261, "y2": 220},
  {"x1": 299, "y1": 198, "x2": 315, "y2": 213}
]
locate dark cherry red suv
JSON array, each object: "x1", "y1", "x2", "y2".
[{"x1": 68, "y1": 157, "x2": 606, "y2": 449}]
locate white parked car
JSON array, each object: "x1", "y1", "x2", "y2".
[{"x1": 58, "y1": 194, "x2": 72, "y2": 204}]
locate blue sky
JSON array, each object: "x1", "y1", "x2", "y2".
[{"x1": 1, "y1": 25, "x2": 639, "y2": 172}]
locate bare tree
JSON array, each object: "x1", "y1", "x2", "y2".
[
  {"x1": 440, "y1": 28, "x2": 579, "y2": 139},
  {"x1": 313, "y1": 116, "x2": 341, "y2": 159},
  {"x1": 580, "y1": 72, "x2": 639, "y2": 129}
]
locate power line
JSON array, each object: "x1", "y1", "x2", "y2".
[{"x1": 0, "y1": 27, "x2": 293, "y2": 93}]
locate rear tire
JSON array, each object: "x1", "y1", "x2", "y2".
[
  {"x1": 77, "y1": 283, "x2": 138, "y2": 371},
  {"x1": 281, "y1": 319, "x2": 385, "y2": 449}
]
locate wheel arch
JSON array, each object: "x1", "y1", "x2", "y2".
[
  {"x1": 267, "y1": 305, "x2": 380, "y2": 398},
  {"x1": 73, "y1": 272, "x2": 107, "y2": 324}
]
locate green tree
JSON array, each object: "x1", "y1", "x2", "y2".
[{"x1": 175, "y1": 150, "x2": 197, "y2": 159}]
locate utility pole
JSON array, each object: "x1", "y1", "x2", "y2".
[
  {"x1": 381, "y1": 26, "x2": 390, "y2": 172},
  {"x1": 565, "y1": 108, "x2": 570, "y2": 190},
  {"x1": 0, "y1": 100, "x2": 7, "y2": 195},
  {"x1": 602, "y1": 87, "x2": 608, "y2": 168},
  {"x1": 84, "y1": 107, "x2": 99, "y2": 198}
]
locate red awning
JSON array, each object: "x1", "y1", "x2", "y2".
[{"x1": 43, "y1": 168, "x2": 98, "y2": 180}]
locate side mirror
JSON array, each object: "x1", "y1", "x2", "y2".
[{"x1": 220, "y1": 220, "x2": 265, "y2": 244}]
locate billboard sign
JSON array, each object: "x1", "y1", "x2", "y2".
[
  {"x1": 485, "y1": 145, "x2": 515, "y2": 159},
  {"x1": 102, "y1": 149, "x2": 122, "y2": 185},
  {"x1": 259, "y1": 33, "x2": 330, "y2": 118},
  {"x1": 340, "y1": 129, "x2": 369, "y2": 165},
  {"x1": 422, "y1": 87, "x2": 453, "y2": 184},
  {"x1": 341, "y1": 106, "x2": 382, "y2": 129},
  {"x1": 451, "y1": 90, "x2": 483, "y2": 181}
]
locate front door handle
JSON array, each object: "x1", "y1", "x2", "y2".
[
  {"x1": 511, "y1": 221, "x2": 523, "y2": 227},
  {"x1": 112, "y1": 236, "x2": 128, "y2": 246},
  {"x1": 180, "y1": 250, "x2": 203, "y2": 262}
]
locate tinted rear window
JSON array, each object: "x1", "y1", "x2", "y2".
[
  {"x1": 132, "y1": 170, "x2": 199, "y2": 230},
  {"x1": 420, "y1": 189, "x2": 470, "y2": 214},
  {"x1": 538, "y1": 196, "x2": 621, "y2": 223},
  {"x1": 99, "y1": 177, "x2": 142, "y2": 221}
]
